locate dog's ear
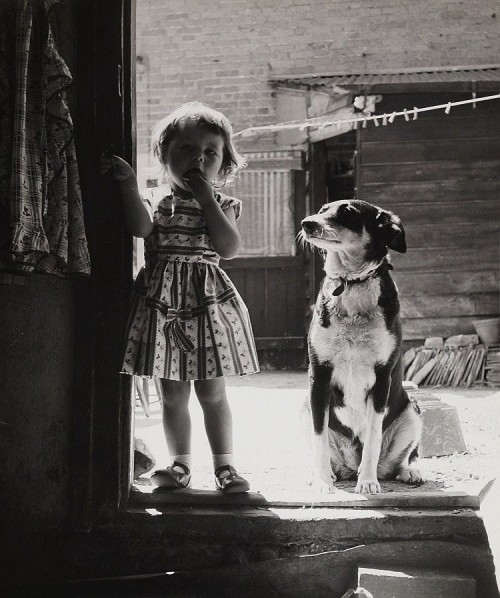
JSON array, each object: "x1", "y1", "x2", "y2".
[
  {"x1": 376, "y1": 211, "x2": 407, "y2": 253},
  {"x1": 387, "y1": 220, "x2": 406, "y2": 253}
]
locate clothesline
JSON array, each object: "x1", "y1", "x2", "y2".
[{"x1": 234, "y1": 92, "x2": 500, "y2": 137}]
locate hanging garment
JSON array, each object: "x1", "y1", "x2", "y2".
[{"x1": 0, "y1": 0, "x2": 90, "y2": 276}]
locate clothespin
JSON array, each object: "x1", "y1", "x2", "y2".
[
  {"x1": 413, "y1": 107, "x2": 418, "y2": 120},
  {"x1": 382, "y1": 114, "x2": 388, "y2": 126},
  {"x1": 472, "y1": 91, "x2": 477, "y2": 109},
  {"x1": 445, "y1": 102, "x2": 452, "y2": 114},
  {"x1": 388, "y1": 111, "x2": 396, "y2": 123},
  {"x1": 373, "y1": 116, "x2": 379, "y2": 126},
  {"x1": 403, "y1": 109, "x2": 410, "y2": 122},
  {"x1": 362, "y1": 118, "x2": 368, "y2": 128}
]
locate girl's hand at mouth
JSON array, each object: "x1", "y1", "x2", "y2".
[{"x1": 182, "y1": 169, "x2": 216, "y2": 207}]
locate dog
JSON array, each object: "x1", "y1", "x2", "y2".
[{"x1": 301, "y1": 199, "x2": 423, "y2": 494}]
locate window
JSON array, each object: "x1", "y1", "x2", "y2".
[{"x1": 232, "y1": 168, "x2": 296, "y2": 257}]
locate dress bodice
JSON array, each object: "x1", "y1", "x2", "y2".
[{"x1": 142, "y1": 188, "x2": 241, "y2": 266}]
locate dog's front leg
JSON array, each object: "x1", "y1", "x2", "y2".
[
  {"x1": 309, "y1": 360, "x2": 335, "y2": 493},
  {"x1": 356, "y1": 371, "x2": 391, "y2": 494},
  {"x1": 356, "y1": 402, "x2": 384, "y2": 493}
]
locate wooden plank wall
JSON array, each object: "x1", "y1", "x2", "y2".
[
  {"x1": 359, "y1": 93, "x2": 500, "y2": 341},
  {"x1": 221, "y1": 256, "x2": 307, "y2": 369},
  {"x1": 222, "y1": 256, "x2": 305, "y2": 347}
]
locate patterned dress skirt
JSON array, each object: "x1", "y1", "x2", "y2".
[{"x1": 121, "y1": 258, "x2": 260, "y2": 381}]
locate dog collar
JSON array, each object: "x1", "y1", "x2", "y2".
[{"x1": 328, "y1": 260, "x2": 392, "y2": 296}]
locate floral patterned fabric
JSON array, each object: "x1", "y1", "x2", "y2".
[
  {"x1": 0, "y1": 0, "x2": 90, "y2": 276},
  {"x1": 121, "y1": 188, "x2": 260, "y2": 381}
]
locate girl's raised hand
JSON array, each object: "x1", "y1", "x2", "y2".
[
  {"x1": 99, "y1": 153, "x2": 136, "y2": 182},
  {"x1": 182, "y1": 169, "x2": 215, "y2": 206}
]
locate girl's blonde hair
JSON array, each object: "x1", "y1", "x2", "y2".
[{"x1": 151, "y1": 101, "x2": 246, "y2": 185}]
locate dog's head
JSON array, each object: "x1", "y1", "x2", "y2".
[{"x1": 301, "y1": 199, "x2": 406, "y2": 262}]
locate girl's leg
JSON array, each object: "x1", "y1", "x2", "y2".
[
  {"x1": 151, "y1": 379, "x2": 192, "y2": 488},
  {"x1": 151, "y1": 378, "x2": 191, "y2": 490},
  {"x1": 158, "y1": 378, "x2": 192, "y2": 456},
  {"x1": 194, "y1": 378, "x2": 249, "y2": 493},
  {"x1": 193, "y1": 377, "x2": 232, "y2": 455}
]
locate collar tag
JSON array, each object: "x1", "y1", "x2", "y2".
[{"x1": 332, "y1": 279, "x2": 346, "y2": 296}]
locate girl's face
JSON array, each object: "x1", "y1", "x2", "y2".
[{"x1": 164, "y1": 122, "x2": 225, "y2": 194}]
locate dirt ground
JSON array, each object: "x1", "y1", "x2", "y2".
[{"x1": 135, "y1": 371, "x2": 500, "y2": 497}]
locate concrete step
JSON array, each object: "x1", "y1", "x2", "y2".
[{"x1": 357, "y1": 566, "x2": 476, "y2": 598}]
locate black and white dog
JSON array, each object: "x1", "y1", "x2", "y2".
[{"x1": 301, "y1": 199, "x2": 423, "y2": 494}]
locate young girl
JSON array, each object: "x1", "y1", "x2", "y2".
[{"x1": 100, "y1": 102, "x2": 259, "y2": 493}]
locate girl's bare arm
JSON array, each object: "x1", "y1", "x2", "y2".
[
  {"x1": 117, "y1": 175, "x2": 153, "y2": 238},
  {"x1": 202, "y1": 202, "x2": 241, "y2": 259},
  {"x1": 99, "y1": 154, "x2": 153, "y2": 238}
]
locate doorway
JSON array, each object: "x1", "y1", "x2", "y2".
[
  {"x1": 326, "y1": 130, "x2": 357, "y2": 203},
  {"x1": 131, "y1": 7, "x2": 312, "y2": 497},
  {"x1": 309, "y1": 130, "x2": 358, "y2": 302}
]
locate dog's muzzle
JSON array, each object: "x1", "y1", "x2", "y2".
[{"x1": 301, "y1": 219, "x2": 320, "y2": 236}]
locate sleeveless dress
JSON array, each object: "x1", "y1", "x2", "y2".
[{"x1": 121, "y1": 188, "x2": 260, "y2": 381}]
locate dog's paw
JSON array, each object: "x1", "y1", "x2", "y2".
[
  {"x1": 397, "y1": 466, "x2": 425, "y2": 485},
  {"x1": 355, "y1": 478, "x2": 381, "y2": 494}
]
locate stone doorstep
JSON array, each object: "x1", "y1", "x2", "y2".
[
  {"x1": 129, "y1": 485, "x2": 481, "y2": 509},
  {"x1": 357, "y1": 566, "x2": 476, "y2": 598},
  {"x1": 111, "y1": 505, "x2": 489, "y2": 569}
]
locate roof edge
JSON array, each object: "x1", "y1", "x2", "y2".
[{"x1": 269, "y1": 63, "x2": 500, "y2": 82}]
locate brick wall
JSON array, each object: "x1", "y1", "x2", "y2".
[{"x1": 135, "y1": 0, "x2": 499, "y2": 170}]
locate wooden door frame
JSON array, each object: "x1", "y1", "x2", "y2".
[{"x1": 71, "y1": 0, "x2": 135, "y2": 530}]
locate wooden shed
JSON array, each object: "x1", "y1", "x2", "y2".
[{"x1": 268, "y1": 65, "x2": 500, "y2": 346}]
